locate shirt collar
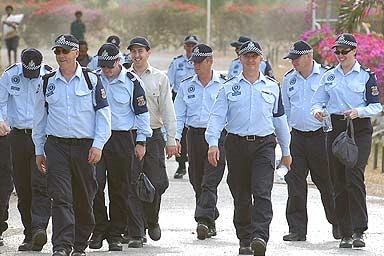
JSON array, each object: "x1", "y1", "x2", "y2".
[
  {"x1": 190, "y1": 70, "x2": 221, "y2": 87},
  {"x1": 55, "y1": 63, "x2": 82, "y2": 82},
  {"x1": 101, "y1": 65, "x2": 127, "y2": 83},
  {"x1": 292, "y1": 61, "x2": 321, "y2": 78},
  {"x1": 129, "y1": 63, "x2": 152, "y2": 75},
  {"x1": 239, "y1": 71, "x2": 266, "y2": 85},
  {"x1": 335, "y1": 60, "x2": 360, "y2": 75}
]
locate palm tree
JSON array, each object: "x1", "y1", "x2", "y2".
[{"x1": 338, "y1": 0, "x2": 383, "y2": 34}]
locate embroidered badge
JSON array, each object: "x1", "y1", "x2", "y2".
[
  {"x1": 188, "y1": 86, "x2": 195, "y2": 93},
  {"x1": 178, "y1": 63, "x2": 184, "y2": 68},
  {"x1": 288, "y1": 86, "x2": 294, "y2": 91},
  {"x1": 327, "y1": 74, "x2": 335, "y2": 82},
  {"x1": 371, "y1": 86, "x2": 379, "y2": 96},
  {"x1": 234, "y1": 64, "x2": 239, "y2": 69},
  {"x1": 100, "y1": 88, "x2": 107, "y2": 99},
  {"x1": 11, "y1": 75, "x2": 20, "y2": 84},
  {"x1": 289, "y1": 77, "x2": 296, "y2": 85},
  {"x1": 11, "y1": 86, "x2": 20, "y2": 91},
  {"x1": 187, "y1": 95, "x2": 195, "y2": 99},
  {"x1": 46, "y1": 83, "x2": 55, "y2": 97},
  {"x1": 232, "y1": 84, "x2": 241, "y2": 96},
  {"x1": 137, "y1": 96, "x2": 146, "y2": 107}
]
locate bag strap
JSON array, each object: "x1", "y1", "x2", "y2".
[{"x1": 346, "y1": 118, "x2": 356, "y2": 144}]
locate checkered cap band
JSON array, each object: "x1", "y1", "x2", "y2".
[
  {"x1": 239, "y1": 42, "x2": 262, "y2": 55},
  {"x1": 289, "y1": 47, "x2": 313, "y2": 55},
  {"x1": 98, "y1": 49, "x2": 119, "y2": 61},
  {"x1": 192, "y1": 47, "x2": 212, "y2": 57},
  {"x1": 56, "y1": 35, "x2": 79, "y2": 49},
  {"x1": 22, "y1": 60, "x2": 41, "y2": 70}
]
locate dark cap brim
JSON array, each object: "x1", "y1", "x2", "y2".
[
  {"x1": 22, "y1": 67, "x2": 40, "y2": 79},
  {"x1": 283, "y1": 53, "x2": 301, "y2": 60},
  {"x1": 331, "y1": 43, "x2": 351, "y2": 48},
  {"x1": 230, "y1": 41, "x2": 241, "y2": 47},
  {"x1": 128, "y1": 43, "x2": 150, "y2": 50},
  {"x1": 98, "y1": 59, "x2": 115, "y2": 68},
  {"x1": 51, "y1": 44, "x2": 75, "y2": 51},
  {"x1": 189, "y1": 56, "x2": 207, "y2": 63},
  {"x1": 240, "y1": 49, "x2": 262, "y2": 56},
  {"x1": 184, "y1": 39, "x2": 198, "y2": 45}
]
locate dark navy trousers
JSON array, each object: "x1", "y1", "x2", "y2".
[
  {"x1": 45, "y1": 136, "x2": 97, "y2": 252},
  {"x1": 225, "y1": 133, "x2": 276, "y2": 245},
  {"x1": 187, "y1": 127, "x2": 225, "y2": 224},
  {"x1": 9, "y1": 130, "x2": 51, "y2": 241},
  {"x1": 0, "y1": 136, "x2": 13, "y2": 236}
]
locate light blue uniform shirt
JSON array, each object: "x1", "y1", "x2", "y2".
[
  {"x1": 311, "y1": 61, "x2": 382, "y2": 117},
  {"x1": 227, "y1": 58, "x2": 268, "y2": 79},
  {"x1": 167, "y1": 54, "x2": 195, "y2": 93},
  {"x1": 32, "y1": 64, "x2": 112, "y2": 155},
  {"x1": 205, "y1": 72, "x2": 291, "y2": 155},
  {"x1": 282, "y1": 61, "x2": 326, "y2": 131},
  {"x1": 87, "y1": 51, "x2": 125, "y2": 71},
  {"x1": 0, "y1": 63, "x2": 51, "y2": 129},
  {"x1": 174, "y1": 71, "x2": 224, "y2": 140},
  {"x1": 99, "y1": 66, "x2": 152, "y2": 141}
]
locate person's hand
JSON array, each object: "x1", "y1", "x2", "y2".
[
  {"x1": 0, "y1": 121, "x2": 11, "y2": 136},
  {"x1": 88, "y1": 147, "x2": 102, "y2": 164},
  {"x1": 314, "y1": 111, "x2": 325, "y2": 122},
  {"x1": 166, "y1": 145, "x2": 178, "y2": 159},
  {"x1": 279, "y1": 155, "x2": 292, "y2": 170},
  {"x1": 175, "y1": 139, "x2": 182, "y2": 157},
  {"x1": 36, "y1": 155, "x2": 47, "y2": 174},
  {"x1": 208, "y1": 146, "x2": 220, "y2": 167},
  {"x1": 343, "y1": 109, "x2": 358, "y2": 119},
  {"x1": 135, "y1": 144, "x2": 146, "y2": 161}
]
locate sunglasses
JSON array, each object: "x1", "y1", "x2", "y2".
[
  {"x1": 54, "y1": 48, "x2": 72, "y2": 55},
  {"x1": 334, "y1": 49, "x2": 353, "y2": 55}
]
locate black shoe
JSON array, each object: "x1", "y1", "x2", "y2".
[
  {"x1": 32, "y1": 229, "x2": 47, "y2": 251},
  {"x1": 108, "y1": 241, "x2": 123, "y2": 251},
  {"x1": 339, "y1": 236, "x2": 353, "y2": 248},
  {"x1": 18, "y1": 240, "x2": 33, "y2": 251},
  {"x1": 239, "y1": 246, "x2": 253, "y2": 255},
  {"x1": 332, "y1": 224, "x2": 341, "y2": 240},
  {"x1": 148, "y1": 223, "x2": 161, "y2": 241},
  {"x1": 196, "y1": 222, "x2": 210, "y2": 240},
  {"x1": 88, "y1": 233, "x2": 104, "y2": 249},
  {"x1": 174, "y1": 167, "x2": 186, "y2": 179},
  {"x1": 251, "y1": 237, "x2": 267, "y2": 256},
  {"x1": 121, "y1": 234, "x2": 131, "y2": 244},
  {"x1": 71, "y1": 250, "x2": 86, "y2": 256},
  {"x1": 52, "y1": 249, "x2": 68, "y2": 256},
  {"x1": 0, "y1": 234, "x2": 3, "y2": 246},
  {"x1": 142, "y1": 235, "x2": 147, "y2": 244},
  {"x1": 352, "y1": 232, "x2": 365, "y2": 248},
  {"x1": 127, "y1": 238, "x2": 143, "y2": 248},
  {"x1": 208, "y1": 221, "x2": 217, "y2": 237},
  {"x1": 283, "y1": 232, "x2": 306, "y2": 241}
]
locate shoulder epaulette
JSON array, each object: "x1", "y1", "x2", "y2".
[
  {"x1": 44, "y1": 64, "x2": 53, "y2": 72},
  {"x1": 283, "y1": 68, "x2": 294, "y2": 77},
  {"x1": 320, "y1": 64, "x2": 335, "y2": 71},
  {"x1": 223, "y1": 75, "x2": 236, "y2": 84},
  {"x1": 361, "y1": 66, "x2": 374, "y2": 74},
  {"x1": 266, "y1": 75, "x2": 279, "y2": 85},
  {"x1": 4, "y1": 63, "x2": 17, "y2": 72},
  {"x1": 220, "y1": 74, "x2": 227, "y2": 81},
  {"x1": 181, "y1": 75, "x2": 193, "y2": 83},
  {"x1": 42, "y1": 71, "x2": 57, "y2": 96},
  {"x1": 174, "y1": 54, "x2": 183, "y2": 60}
]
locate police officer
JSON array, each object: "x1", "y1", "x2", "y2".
[
  {"x1": 174, "y1": 44, "x2": 226, "y2": 240},
  {"x1": 0, "y1": 48, "x2": 52, "y2": 251},
  {"x1": 206, "y1": 41, "x2": 291, "y2": 256},
  {"x1": 88, "y1": 43, "x2": 152, "y2": 251},
  {"x1": 127, "y1": 36, "x2": 177, "y2": 242},
  {"x1": 32, "y1": 34, "x2": 112, "y2": 256},
  {"x1": 167, "y1": 35, "x2": 198, "y2": 179},
  {"x1": 88, "y1": 35, "x2": 125, "y2": 70},
  {"x1": 281, "y1": 40, "x2": 337, "y2": 242},
  {"x1": 227, "y1": 36, "x2": 274, "y2": 79},
  {"x1": 312, "y1": 33, "x2": 382, "y2": 249}
]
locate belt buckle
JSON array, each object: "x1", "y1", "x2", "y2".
[{"x1": 245, "y1": 135, "x2": 256, "y2": 141}]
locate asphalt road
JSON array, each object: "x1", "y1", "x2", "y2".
[{"x1": 1, "y1": 158, "x2": 384, "y2": 256}]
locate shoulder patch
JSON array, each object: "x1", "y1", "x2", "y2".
[
  {"x1": 4, "y1": 63, "x2": 17, "y2": 72},
  {"x1": 284, "y1": 68, "x2": 294, "y2": 77},
  {"x1": 44, "y1": 64, "x2": 53, "y2": 72},
  {"x1": 223, "y1": 75, "x2": 236, "y2": 84},
  {"x1": 181, "y1": 75, "x2": 193, "y2": 83}
]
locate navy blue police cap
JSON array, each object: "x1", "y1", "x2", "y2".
[
  {"x1": 332, "y1": 33, "x2": 358, "y2": 48},
  {"x1": 52, "y1": 34, "x2": 79, "y2": 50},
  {"x1": 97, "y1": 43, "x2": 120, "y2": 68},
  {"x1": 238, "y1": 41, "x2": 263, "y2": 56},
  {"x1": 283, "y1": 40, "x2": 313, "y2": 60},
  {"x1": 189, "y1": 44, "x2": 213, "y2": 63},
  {"x1": 231, "y1": 36, "x2": 251, "y2": 48},
  {"x1": 106, "y1": 35, "x2": 121, "y2": 48},
  {"x1": 128, "y1": 36, "x2": 151, "y2": 51},
  {"x1": 184, "y1": 35, "x2": 198, "y2": 45},
  {"x1": 21, "y1": 48, "x2": 43, "y2": 79}
]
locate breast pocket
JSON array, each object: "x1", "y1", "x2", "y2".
[
  {"x1": 349, "y1": 82, "x2": 365, "y2": 101},
  {"x1": 75, "y1": 90, "x2": 93, "y2": 112},
  {"x1": 261, "y1": 91, "x2": 275, "y2": 116},
  {"x1": 112, "y1": 90, "x2": 131, "y2": 114}
]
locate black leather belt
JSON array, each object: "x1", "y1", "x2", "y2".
[
  {"x1": 48, "y1": 135, "x2": 92, "y2": 145},
  {"x1": 189, "y1": 126, "x2": 206, "y2": 135},
  {"x1": 152, "y1": 128, "x2": 162, "y2": 135},
  {"x1": 228, "y1": 133, "x2": 271, "y2": 142},
  {"x1": 12, "y1": 128, "x2": 32, "y2": 134},
  {"x1": 292, "y1": 128, "x2": 323, "y2": 137},
  {"x1": 112, "y1": 130, "x2": 132, "y2": 134}
]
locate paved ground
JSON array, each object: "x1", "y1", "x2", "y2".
[{"x1": 1, "y1": 158, "x2": 384, "y2": 256}]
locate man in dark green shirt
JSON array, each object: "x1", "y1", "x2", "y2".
[{"x1": 70, "y1": 10, "x2": 85, "y2": 41}]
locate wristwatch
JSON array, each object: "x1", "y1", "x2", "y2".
[{"x1": 136, "y1": 141, "x2": 146, "y2": 146}]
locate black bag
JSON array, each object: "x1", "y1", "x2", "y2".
[
  {"x1": 331, "y1": 118, "x2": 358, "y2": 168},
  {"x1": 136, "y1": 172, "x2": 156, "y2": 203}
]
